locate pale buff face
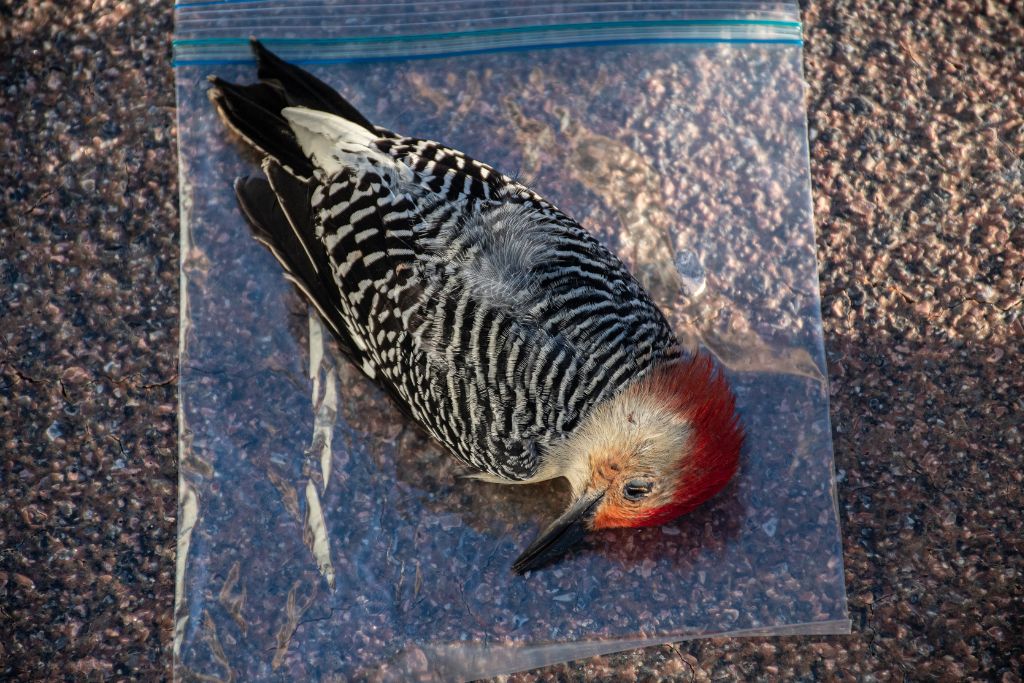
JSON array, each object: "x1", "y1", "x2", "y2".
[{"x1": 543, "y1": 383, "x2": 694, "y2": 527}]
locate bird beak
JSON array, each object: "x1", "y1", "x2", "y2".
[{"x1": 512, "y1": 488, "x2": 605, "y2": 574}]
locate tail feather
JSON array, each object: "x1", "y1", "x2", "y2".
[
  {"x1": 207, "y1": 77, "x2": 314, "y2": 178},
  {"x1": 207, "y1": 39, "x2": 378, "y2": 179},
  {"x1": 250, "y1": 38, "x2": 377, "y2": 132}
]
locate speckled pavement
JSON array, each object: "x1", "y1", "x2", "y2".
[{"x1": 1, "y1": 1, "x2": 1020, "y2": 680}]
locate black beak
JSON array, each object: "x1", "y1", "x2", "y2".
[{"x1": 512, "y1": 489, "x2": 605, "y2": 574}]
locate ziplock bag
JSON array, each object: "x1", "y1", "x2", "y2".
[{"x1": 173, "y1": 1, "x2": 850, "y2": 679}]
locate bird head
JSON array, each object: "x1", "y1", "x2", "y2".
[{"x1": 513, "y1": 352, "x2": 743, "y2": 573}]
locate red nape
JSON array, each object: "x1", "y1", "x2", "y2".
[{"x1": 628, "y1": 352, "x2": 745, "y2": 528}]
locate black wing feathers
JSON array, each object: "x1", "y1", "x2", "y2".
[
  {"x1": 233, "y1": 168, "x2": 359, "y2": 359},
  {"x1": 209, "y1": 39, "x2": 384, "y2": 362},
  {"x1": 208, "y1": 77, "x2": 313, "y2": 178},
  {"x1": 207, "y1": 40, "x2": 377, "y2": 178},
  {"x1": 249, "y1": 39, "x2": 377, "y2": 132}
]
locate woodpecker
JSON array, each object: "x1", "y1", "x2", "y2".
[{"x1": 208, "y1": 40, "x2": 744, "y2": 573}]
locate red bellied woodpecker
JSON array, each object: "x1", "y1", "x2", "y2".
[{"x1": 208, "y1": 40, "x2": 744, "y2": 573}]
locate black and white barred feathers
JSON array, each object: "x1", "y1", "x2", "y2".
[{"x1": 209, "y1": 41, "x2": 682, "y2": 481}]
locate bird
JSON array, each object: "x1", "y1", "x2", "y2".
[{"x1": 207, "y1": 39, "x2": 744, "y2": 574}]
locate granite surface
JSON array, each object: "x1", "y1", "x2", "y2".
[{"x1": 1, "y1": 0, "x2": 1021, "y2": 680}]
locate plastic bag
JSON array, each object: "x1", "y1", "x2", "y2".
[{"x1": 173, "y1": 1, "x2": 849, "y2": 679}]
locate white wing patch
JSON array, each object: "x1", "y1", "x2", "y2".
[{"x1": 282, "y1": 106, "x2": 399, "y2": 178}]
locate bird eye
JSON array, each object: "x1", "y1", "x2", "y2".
[{"x1": 623, "y1": 480, "x2": 654, "y2": 501}]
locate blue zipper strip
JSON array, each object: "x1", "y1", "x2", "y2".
[{"x1": 175, "y1": 36, "x2": 802, "y2": 66}]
